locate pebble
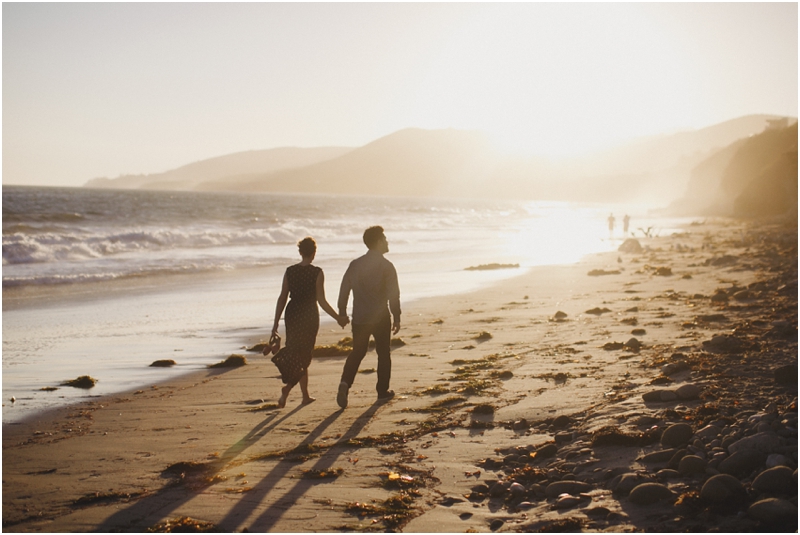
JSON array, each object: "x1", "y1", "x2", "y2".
[
  {"x1": 719, "y1": 450, "x2": 765, "y2": 478},
  {"x1": 766, "y1": 453, "x2": 790, "y2": 468},
  {"x1": 489, "y1": 518, "x2": 505, "y2": 531},
  {"x1": 756, "y1": 422, "x2": 774, "y2": 433},
  {"x1": 752, "y1": 466, "x2": 796, "y2": 494},
  {"x1": 552, "y1": 415, "x2": 571, "y2": 428},
  {"x1": 553, "y1": 494, "x2": 582, "y2": 509},
  {"x1": 513, "y1": 419, "x2": 529, "y2": 430},
  {"x1": 642, "y1": 389, "x2": 674, "y2": 402},
  {"x1": 530, "y1": 483, "x2": 546, "y2": 500},
  {"x1": 667, "y1": 449, "x2": 686, "y2": 470},
  {"x1": 678, "y1": 455, "x2": 707, "y2": 475},
  {"x1": 609, "y1": 473, "x2": 645, "y2": 495},
  {"x1": 661, "y1": 423, "x2": 694, "y2": 448},
  {"x1": 509, "y1": 482, "x2": 526, "y2": 496},
  {"x1": 584, "y1": 506, "x2": 611, "y2": 519},
  {"x1": 554, "y1": 432, "x2": 572, "y2": 445},
  {"x1": 656, "y1": 469, "x2": 679, "y2": 480},
  {"x1": 747, "y1": 498, "x2": 798, "y2": 527},
  {"x1": 641, "y1": 449, "x2": 677, "y2": 463},
  {"x1": 628, "y1": 482, "x2": 675, "y2": 505},
  {"x1": 535, "y1": 443, "x2": 558, "y2": 460},
  {"x1": 676, "y1": 384, "x2": 701, "y2": 400},
  {"x1": 545, "y1": 480, "x2": 592, "y2": 499},
  {"x1": 489, "y1": 482, "x2": 508, "y2": 497},
  {"x1": 728, "y1": 432, "x2": 785, "y2": 454},
  {"x1": 700, "y1": 474, "x2": 744, "y2": 503},
  {"x1": 661, "y1": 360, "x2": 690, "y2": 376},
  {"x1": 696, "y1": 424, "x2": 722, "y2": 440}
]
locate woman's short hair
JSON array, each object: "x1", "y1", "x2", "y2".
[
  {"x1": 363, "y1": 226, "x2": 385, "y2": 249},
  {"x1": 298, "y1": 237, "x2": 317, "y2": 257}
]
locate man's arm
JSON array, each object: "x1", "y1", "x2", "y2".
[
  {"x1": 337, "y1": 266, "x2": 352, "y2": 318},
  {"x1": 387, "y1": 263, "x2": 401, "y2": 334}
]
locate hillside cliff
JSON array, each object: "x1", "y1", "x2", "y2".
[{"x1": 670, "y1": 121, "x2": 797, "y2": 217}]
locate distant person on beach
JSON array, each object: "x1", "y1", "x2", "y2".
[
  {"x1": 607, "y1": 213, "x2": 615, "y2": 237},
  {"x1": 268, "y1": 237, "x2": 348, "y2": 408},
  {"x1": 336, "y1": 226, "x2": 401, "y2": 408},
  {"x1": 623, "y1": 214, "x2": 630, "y2": 235}
]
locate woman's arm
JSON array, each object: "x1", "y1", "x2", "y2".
[
  {"x1": 317, "y1": 270, "x2": 348, "y2": 327},
  {"x1": 272, "y1": 272, "x2": 289, "y2": 335}
]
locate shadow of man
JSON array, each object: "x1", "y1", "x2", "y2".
[
  {"x1": 95, "y1": 404, "x2": 302, "y2": 532},
  {"x1": 221, "y1": 401, "x2": 383, "y2": 532}
]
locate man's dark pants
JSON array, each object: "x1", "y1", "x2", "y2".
[{"x1": 340, "y1": 313, "x2": 392, "y2": 395}]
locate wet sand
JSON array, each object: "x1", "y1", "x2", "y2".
[{"x1": 3, "y1": 217, "x2": 797, "y2": 532}]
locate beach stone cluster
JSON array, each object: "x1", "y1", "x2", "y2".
[
  {"x1": 472, "y1": 398, "x2": 797, "y2": 531},
  {"x1": 460, "y1": 223, "x2": 799, "y2": 532}
]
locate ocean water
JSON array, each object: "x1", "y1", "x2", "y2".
[{"x1": 3, "y1": 186, "x2": 683, "y2": 423}]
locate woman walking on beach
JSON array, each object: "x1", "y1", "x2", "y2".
[{"x1": 268, "y1": 237, "x2": 348, "y2": 407}]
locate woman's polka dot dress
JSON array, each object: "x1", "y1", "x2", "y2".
[{"x1": 272, "y1": 264, "x2": 321, "y2": 386}]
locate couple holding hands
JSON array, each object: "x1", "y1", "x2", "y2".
[{"x1": 267, "y1": 226, "x2": 401, "y2": 409}]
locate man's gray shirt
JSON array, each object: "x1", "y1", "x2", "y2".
[{"x1": 338, "y1": 249, "x2": 401, "y2": 325}]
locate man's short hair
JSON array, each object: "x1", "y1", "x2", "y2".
[{"x1": 363, "y1": 226, "x2": 385, "y2": 249}]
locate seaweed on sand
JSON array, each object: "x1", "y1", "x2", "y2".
[
  {"x1": 420, "y1": 384, "x2": 451, "y2": 395},
  {"x1": 590, "y1": 425, "x2": 660, "y2": 447},
  {"x1": 457, "y1": 379, "x2": 494, "y2": 395},
  {"x1": 72, "y1": 491, "x2": 143, "y2": 507},
  {"x1": 523, "y1": 517, "x2": 585, "y2": 533},
  {"x1": 147, "y1": 516, "x2": 221, "y2": 533},
  {"x1": 208, "y1": 355, "x2": 247, "y2": 368},
  {"x1": 150, "y1": 359, "x2": 177, "y2": 367},
  {"x1": 471, "y1": 403, "x2": 496, "y2": 415},
  {"x1": 301, "y1": 467, "x2": 343, "y2": 479},
  {"x1": 60, "y1": 376, "x2": 97, "y2": 389},
  {"x1": 401, "y1": 396, "x2": 466, "y2": 413},
  {"x1": 344, "y1": 492, "x2": 416, "y2": 530},
  {"x1": 312, "y1": 344, "x2": 351, "y2": 357}
]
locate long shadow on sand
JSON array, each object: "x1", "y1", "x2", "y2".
[
  {"x1": 95, "y1": 404, "x2": 304, "y2": 532},
  {"x1": 220, "y1": 402, "x2": 383, "y2": 532}
]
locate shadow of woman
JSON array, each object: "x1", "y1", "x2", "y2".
[
  {"x1": 94, "y1": 403, "x2": 303, "y2": 532},
  {"x1": 219, "y1": 401, "x2": 384, "y2": 532}
]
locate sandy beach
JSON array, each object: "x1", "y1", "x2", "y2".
[{"x1": 3, "y1": 217, "x2": 797, "y2": 533}]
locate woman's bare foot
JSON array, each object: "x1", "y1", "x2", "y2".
[
  {"x1": 301, "y1": 396, "x2": 316, "y2": 405},
  {"x1": 278, "y1": 385, "x2": 291, "y2": 408}
]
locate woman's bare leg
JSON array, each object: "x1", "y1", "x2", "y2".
[
  {"x1": 278, "y1": 383, "x2": 292, "y2": 408},
  {"x1": 300, "y1": 372, "x2": 315, "y2": 404}
]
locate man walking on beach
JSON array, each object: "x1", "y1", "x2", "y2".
[{"x1": 336, "y1": 226, "x2": 401, "y2": 408}]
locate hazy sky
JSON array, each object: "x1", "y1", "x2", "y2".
[{"x1": 3, "y1": 2, "x2": 797, "y2": 187}]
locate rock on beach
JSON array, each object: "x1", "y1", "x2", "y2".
[
  {"x1": 752, "y1": 466, "x2": 797, "y2": 495},
  {"x1": 747, "y1": 498, "x2": 798, "y2": 527},
  {"x1": 701, "y1": 474, "x2": 745, "y2": 503},
  {"x1": 661, "y1": 423, "x2": 693, "y2": 448},
  {"x1": 628, "y1": 483, "x2": 675, "y2": 505}
]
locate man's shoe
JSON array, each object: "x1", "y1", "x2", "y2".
[
  {"x1": 377, "y1": 390, "x2": 395, "y2": 402},
  {"x1": 337, "y1": 381, "x2": 349, "y2": 409}
]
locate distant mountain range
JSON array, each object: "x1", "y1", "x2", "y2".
[
  {"x1": 85, "y1": 146, "x2": 353, "y2": 190},
  {"x1": 85, "y1": 114, "x2": 797, "y2": 216}
]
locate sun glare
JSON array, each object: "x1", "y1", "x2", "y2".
[
  {"x1": 405, "y1": 4, "x2": 698, "y2": 159},
  {"x1": 502, "y1": 204, "x2": 614, "y2": 267}
]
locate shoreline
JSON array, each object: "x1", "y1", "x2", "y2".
[
  {"x1": 2, "y1": 241, "x2": 602, "y2": 426},
  {"x1": 3, "y1": 216, "x2": 797, "y2": 532}
]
